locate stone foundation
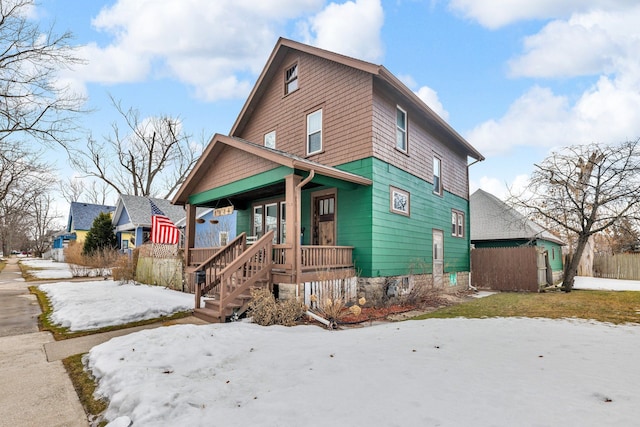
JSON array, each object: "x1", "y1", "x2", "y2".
[{"x1": 357, "y1": 272, "x2": 470, "y2": 305}]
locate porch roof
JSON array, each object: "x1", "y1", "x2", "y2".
[{"x1": 173, "y1": 134, "x2": 372, "y2": 206}]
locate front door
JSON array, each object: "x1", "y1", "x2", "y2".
[
  {"x1": 313, "y1": 193, "x2": 335, "y2": 246},
  {"x1": 433, "y1": 229, "x2": 444, "y2": 287}
]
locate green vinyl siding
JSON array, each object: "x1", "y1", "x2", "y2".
[
  {"x1": 338, "y1": 157, "x2": 470, "y2": 277},
  {"x1": 536, "y1": 240, "x2": 564, "y2": 272},
  {"x1": 203, "y1": 156, "x2": 471, "y2": 279}
]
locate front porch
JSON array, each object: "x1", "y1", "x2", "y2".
[{"x1": 186, "y1": 231, "x2": 356, "y2": 323}]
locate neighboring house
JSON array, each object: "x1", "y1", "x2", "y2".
[
  {"x1": 174, "y1": 207, "x2": 237, "y2": 248},
  {"x1": 52, "y1": 202, "x2": 115, "y2": 262},
  {"x1": 470, "y1": 189, "x2": 564, "y2": 278},
  {"x1": 112, "y1": 195, "x2": 186, "y2": 251},
  {"x1": 66, "y1": 202, "x2": 116, "y2": 244},
  {"x1": 173, "y1": 38, "x2": 484, "y2": 322}
]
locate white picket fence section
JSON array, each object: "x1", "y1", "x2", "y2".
[{"x1": 304, "y1": 276, "x2": 358, "y2": 309}]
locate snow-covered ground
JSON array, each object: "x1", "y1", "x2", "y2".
[
  {"x1": 30, "y1": 262, "x2": 640, "y2": 426},
  {"x1": 90, "y1": 318, "x2": 640, "y2": 427},
  {"x1": 39, "y1": 281, "x2": 194, "y2": 331},
  {"x1": 20, "y1": 258, "x2": 73, "y2": 279},
  {"x1": 574, "y1": 276, "x2": 640, "y2": 291}
]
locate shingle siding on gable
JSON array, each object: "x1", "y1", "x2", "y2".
[
  {"x1": 189, "y1": 145, "x2": 281, "y2": 195},
  {"x1": 235, "y1": 51, "x2": 374, "y2": 166},
  {"x1": 371, "y1": 85, "x2": 469, "y2": 200}
]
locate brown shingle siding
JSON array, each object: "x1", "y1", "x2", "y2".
[{"x1": 234, "y1": 51, "x2": 374, "y2": 167}]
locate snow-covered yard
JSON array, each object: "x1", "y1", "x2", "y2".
[
  {"x1": 20, "y1": 258, "x2": 73, "y2": 279},
  {"x1": 39, "y1": 281, "x2": 194, "y2": 331},
  {"x1": 33, "y1": 265, "x2": 640, "y2": 426},
  {"x1": 91, "y1": 318, "x2": 640, "y2": 427}
]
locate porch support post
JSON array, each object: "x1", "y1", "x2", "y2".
[
  {"x1": 184, "y1": 203, "x2": 197, "y2": 266},
  {"x1": 285, "y1": 174, "x2": 302, "y2": 285}
]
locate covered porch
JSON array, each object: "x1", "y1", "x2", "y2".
[{"x1": 173, "y1": 136, "x2": 372, "y2": 321}]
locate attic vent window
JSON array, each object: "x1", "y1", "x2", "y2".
[{"x1": 285, "y1": 63, "x2": 298, "y2": 94}]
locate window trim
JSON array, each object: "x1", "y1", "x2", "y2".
[
  {"x1": 285, "y1": 63, "x2": 298, "y2": 95},
  {"x1": 433, "y1": 155, "x2": 443, "y2": 195},
  {"x1": 451, "y1": 209, "x2": 465, "y2": 238},
  {"x1": 306, "y1": 109, "x2": 323, "y2": 155},
  {"x1": 396, "y1": 106, "x2": 408, "y2": 153},
  {"x1": 264, "y1": 130, "x2": 276, "y2": 149},
  {"x1": 390, "y1": 186, "x2": 410, "y2": 216}
]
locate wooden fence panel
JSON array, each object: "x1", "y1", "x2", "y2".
[
  {"x1": 471, "y1": 246, "x2": 540, "y2": 292},
  {"x1": 593, "y1": 253, "x2": 640, "y2": 280}
]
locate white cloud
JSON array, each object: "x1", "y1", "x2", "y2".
[
  {"x1": 467, "y1": 78, "x2": 640, "y2": 156},
  {"x1": 62, "y1": 0, "x2": 325, "y2": 101},
  {"x1": 298, "y1": 0, "x2": 385, "y2": 62},
  {"x1": 509, "y1": 6, "x2": 640, "y2": 78},
  {"x1": 467, "y1": 3, "x2": 640, "y2": 157},
  {"x1": 415, "y1": 86, "x2": 450, "y2": 120},
  {"x1": 448, "y1": 0, "x2": 636, "y2": 29}
]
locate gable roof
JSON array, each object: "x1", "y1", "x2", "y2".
[
  {"x1": 231, "y1": 37, "x2": 484, "y2": 162},
  {"x1": 67, "y1": 202, "x2": 116, "y2": 232},
  {"x1": 470, "y1": 189, "x2": 564, "y2": 245},
  {"x1": 174, "y1": 134, "x2": 372, "y2": 205},
  {"x1": 113, "y1": 195, "x2": 185, "y2": 229}
]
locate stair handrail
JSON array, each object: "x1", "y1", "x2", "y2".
[
  {"x1": 218, "y1": 230, "x2": 274, "y2": 309},
  {"x1": 194, "y1": 232, "x2": 246, "y2": 308}
]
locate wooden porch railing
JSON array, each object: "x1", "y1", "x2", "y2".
[
  {"x1": 215, "y1": 230, "x2": 273, "y2": 317},
  {"x1": 301, "y1": 245, "x2": 354, "y2": 271},
  {"x1": 194, "y1": 233, "x2": 247, "y2": 308},
  {"x1": 189, "y1": 247, "x2": 222, "y2": 266}
]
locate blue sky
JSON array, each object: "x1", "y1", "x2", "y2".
[{"x1": 35, "y1": 0, "x2": 640, "y2": 213}]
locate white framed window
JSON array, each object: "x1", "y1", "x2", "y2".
[
  {"x1": 433, "y1": 156, "x2": 442, "y2": 195},
  {"x1": 390, "y1": 186, "x2": 410, "y2": 216},
  {"x1": 396, "y1": 106, "x2": 407, "y2": 152},
  {"x1": 264, "y1": 130, "x2": 276, "y2": 149},
  {"x1": 219, "y1": 231, "x2": 229, "y2": 246},
  {"x1": 307, "y1": 109, "x2": 322, "y2": 155},
  {"x1": 285, "y1": 63, "x2": 298, "y2": 94},
  {"x1": 452, "y1": 210, "x2": 464, "y2": 238}
]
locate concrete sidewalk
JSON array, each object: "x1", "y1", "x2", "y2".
[
  {"x1": 44, "y1": 315, "x2": 208, "y2": 362},
  {"x1": 0, "y1": 257, "x2": 87, "y2": 427},
  {"x1": 0, "y1": 256, "x2": 208, "y2": 426}
]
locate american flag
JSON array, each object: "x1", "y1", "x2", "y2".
[{"x1": 150, "y1": 199, "x2": 180, "y2": 245}]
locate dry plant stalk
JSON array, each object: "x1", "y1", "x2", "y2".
[{"x1": 248, "y1": 288, "x2": 305, "y2": 327}]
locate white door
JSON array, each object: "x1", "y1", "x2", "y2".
[{"x1": 433, "y1": 229, "x2": 444, "y2": 288}]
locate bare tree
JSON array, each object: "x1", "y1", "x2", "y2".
[
  {"x1": 70, "y1": 97, "x2": 201, "y2": 199},
  {"x1": 0, "y1": 0, "x2": 85, "y2": 149},
  {"x1": 511, "y1": 139, "x2": 640, "y2": 291},
  {"x1": 30, "y1": 193, "x2": 60, "y2": 256},
  {"x1": 59, "y1": 176, "x2": 110, "y2": 205}
]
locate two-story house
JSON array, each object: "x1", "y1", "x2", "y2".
[{"x1": 173, "y1": 38, "x2": 484, "y2": 322}]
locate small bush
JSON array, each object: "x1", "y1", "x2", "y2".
[
  {"x1": 248, "y1": 288, "x2": 305, "y2": 327},
  {"x1": 112, "y1": 252, "x2": 137, "y2": 283}
]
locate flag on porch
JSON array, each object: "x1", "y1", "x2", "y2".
[{"x1": 149, "y1": 199, "x2": 180, "y2": 245}]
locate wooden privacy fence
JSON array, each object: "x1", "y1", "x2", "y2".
[
  {"x1": 471, "y1": 246, "x2": 549, "y2": 292},
  {"x1": 593, "y1": 253, "x2": 640, "y2": 279}
]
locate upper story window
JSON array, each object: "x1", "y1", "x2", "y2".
[
  {"x1": 285, "y1": 63, "x2": 298, "y2": 94},
  {"x1": 307, "y1": 109, "x2": 322, "y2": 155},
  {"x1": 396, "y1": 106, "x2": 407, "y2": 152},
  {"x1": 433, "y1": 156, "x2": 442, "y2": 195},
  {"x1": 264, "y1": 130, "x2": 276, "y2": 149}
]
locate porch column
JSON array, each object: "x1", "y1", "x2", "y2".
[
  {"x1": 285, "y1": 174, "x2": 302, "y2": 284},
  {"x1": 184, "y1": 203, "x2": 197, "y2": 266}
]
